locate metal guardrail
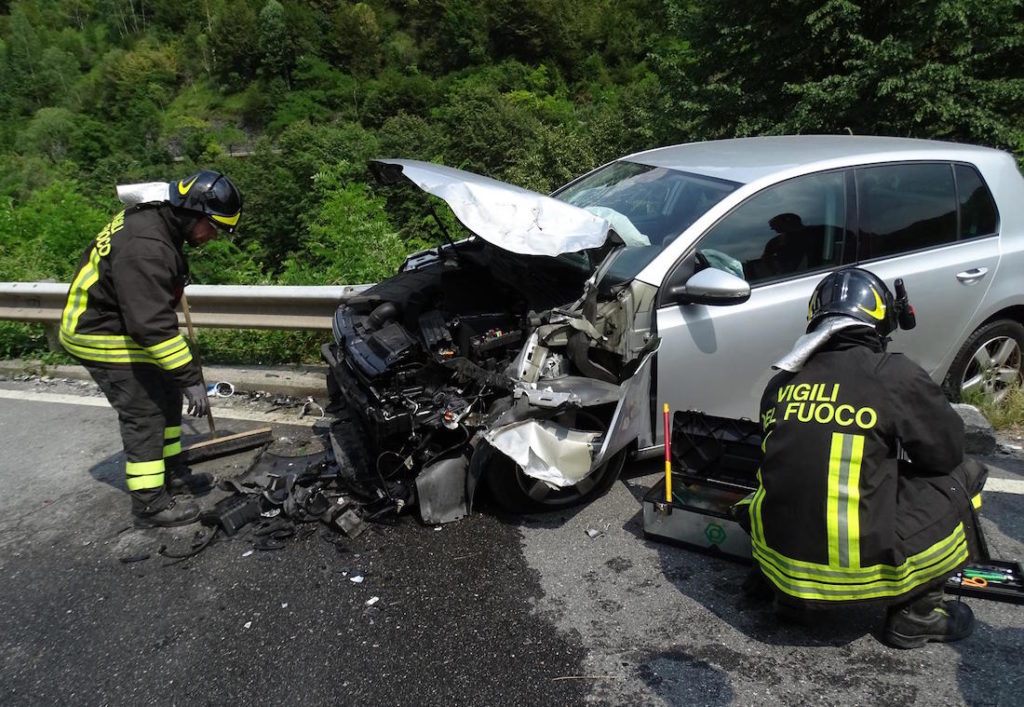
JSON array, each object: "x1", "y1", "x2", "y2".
[{"x1": 0, "y1": 282, "x2": 373, "y2": 331}]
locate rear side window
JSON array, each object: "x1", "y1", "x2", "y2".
[
  {"x1": 955, "y1": 164, "x2": 999, "y2": 238},
  {"x1": 855, "y1": 163, "x2": 957, "y2": 260}
]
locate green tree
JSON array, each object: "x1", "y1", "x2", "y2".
[
  {"x1": 279, "y1": 165, "x2": 404, "y2": 286},
  {"x1": 257, "y1": 0, "x2": 292, "y2": 84},
  {"x1": 211, "y1": 0, "x2": 260, "y2": 88},
  {"x1": 327, "y1": 1, "x2": 382, "y2": 75},
  {"x1": 657, "y1": 0, "x2": 1024, "y2": 148},
  {"x1": 20, "y1": 106, "x2": 78, "y2": 163},
  {"x1": 0, "y1": 178, "x2": 108, "y2": 281}
]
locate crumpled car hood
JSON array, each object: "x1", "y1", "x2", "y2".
[{"x1": 370, "y1": 159, "x2": 612, "y2": 257}]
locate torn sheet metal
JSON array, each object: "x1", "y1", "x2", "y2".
[
  {"x1": 415, "y1": 456, "x2": 468, "y2": 524},
  {"x1": 369, "y1": 159, "x2": 612, "y2": 257},
  {"x1": 592, "y1": 344, "x2": 658, "y2": 466},
  {"x1": 514, "y1": 377, "x2": 623, "y2": 408},
  {"x1": 486, "y1": 420, "x2": 600, "y2": 488},
  {"x1": 116, "y1": 182, "x2": 170, "y2": 205}
]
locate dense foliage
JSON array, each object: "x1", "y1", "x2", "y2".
[{"x1": 1, "y1": 0, "x2": 1023, "y2": 363}]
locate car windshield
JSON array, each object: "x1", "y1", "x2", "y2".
[{"x1": 553, "y1": 160, "x2": 740, "y2": 282}]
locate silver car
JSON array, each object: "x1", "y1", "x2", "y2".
[{"x1": 324, "y1": 136, "x2": 1024, "y2": 515}]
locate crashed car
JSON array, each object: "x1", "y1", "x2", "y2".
[{"x1": 323, "y1": 136, "x2": 1024, "y2": 519}]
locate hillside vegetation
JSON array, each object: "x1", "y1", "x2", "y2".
[{"x1": 2, "y1": 0, "x2": 1023, "y2": 363}]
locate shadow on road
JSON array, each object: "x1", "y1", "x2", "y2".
[
  {"x1": 620, "y1": 474, "x2": 880, "y2": 650},
  {"x1": 86, "y1": 430, "x2": 219, "y2": 493}
]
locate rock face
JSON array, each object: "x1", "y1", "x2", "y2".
[{"x1": 952, "y1": 403, "x2": 996, "y2": 456}]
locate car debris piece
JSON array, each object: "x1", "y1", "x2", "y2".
[
  {"x1": 200, "y1": 494, "x2": 262, "y2": 536},
  {"x1": 334, "y1": 509, "x2": 367, "y2": 538},
  {"x1": 415, "y1": 456, "x2": 468, "y2": 524}
]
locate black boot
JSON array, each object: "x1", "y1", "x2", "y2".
[
  {"x1": 132, "y1": 489, "x2": 200, "y2": 529},
  {"x1": 883, "y1": 588, "x2": 974, "y2": 649},
  {"x1": 165, "y1": 456, "x2": 215, "y2": 496}
]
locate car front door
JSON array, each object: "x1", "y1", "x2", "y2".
[{"x1": 654, "y1": 170, "x2": 854, "y2": 431}]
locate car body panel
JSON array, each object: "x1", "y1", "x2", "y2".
[{"x1": 862, "y1": 238, "x2": 1000, "y2": 381}]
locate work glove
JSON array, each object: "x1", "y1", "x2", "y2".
[{"x1": 182, "y1": 383, "x2": 210, "y2": 418}]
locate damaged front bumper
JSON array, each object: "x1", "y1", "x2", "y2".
[{"x1": 485, "y1": 344, "x2": 657, "y2": 488}]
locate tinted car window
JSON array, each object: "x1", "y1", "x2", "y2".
[
  {"x1": 955, "y1": 164, "x2": 999, "y2": 238},
  {"x1": 856, "y1": 163, "x2": 957, "y2": 260},
  {"x1": 695, "y1": 170, "x2": 849, "y2": 285}
]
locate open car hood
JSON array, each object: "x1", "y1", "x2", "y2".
[{"x1": 370, "y1": 159, "x2": 612, "y2": 257}]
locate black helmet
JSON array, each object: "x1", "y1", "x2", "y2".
[
  {"x1": 807, "y1": 267, "x2": 898, "y2": 336},
  {"x1": 168, "y1": 171, "x2": 243, "y2": 233}
]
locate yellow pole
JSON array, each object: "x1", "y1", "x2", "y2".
[{"x1": 663, "y1": 403, "x2": 672, "y2": 503}]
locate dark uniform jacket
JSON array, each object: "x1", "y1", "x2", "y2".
[
  {"x1": 744, "y1": 329, "x2": 981, "y2": 607},
  {"x1": 60, "y1": 205, "x2": 202, "y2": 388}
]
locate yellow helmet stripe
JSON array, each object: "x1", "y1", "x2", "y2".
[
  {"x1": 210, "y1": 212, "x2": 240, "y2": 227},
  {"x1": 177, "y1": 175, "x2": 199, "y2": 195},
  {"x1": 856, "y1": 286, "x2": 886, "y2": 321}
]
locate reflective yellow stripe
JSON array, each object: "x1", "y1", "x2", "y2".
[
  {"x1": 847, "y1": 437, "x2": 863, "y2": 568},
  {"x1": 59, "y1": 331, "x2": 193, "y2": 370},
  {"x1": 163, "y1": 425, "x2": 182, "y2": 459},
  {"x1": 127, "y1": 474, "x2": 165, "y2": 491},
  {"x1": 827, "y1": 434, "x2": 842, "y2": 566},
  {"x1": 750, "y1": 470, "x2": 766, "y2": 545},
  {"x1": 145, "y1": 335, "x2": 193, "y2": 371},
  {"x1": 62, "y1": 247, "x2": 102, "y2": 334},
  {"x1": 62, "y1": 332, "x2": 143, "y2": 348},
  {"x1": 823, "y1": 430, "x2": 864, "y2": 565},
  {"x1": 826, "y1": 433, "x2": 864, "y2": 569},
  {"x1": 752, "y1": 522, "x2": 968, "y2": 601},
  {"x1": 972, "y1": 493, "x2": 982, "y2": 509},
  {"x1": 126, "y1": 459, "x2": 164, "y2": 476},
  {"x1": 754, "y1": 529, "x2": 967, "y2": 602},
  {"x1": 125, "y1": 459, "x2": 165, "y2": 491}
]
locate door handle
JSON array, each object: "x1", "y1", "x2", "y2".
[{"x1": 955, "y1": 267, "x2": 989, "y2": 285}]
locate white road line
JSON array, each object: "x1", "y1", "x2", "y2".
[
  {"x1": 2, "y1": 388, "x2": 1024, "y2": 495},
  {"x1": 984, "y1": 477, "x2": 1024, "y2": 496},
  {"x1": 0, "y1": 387, "x2": 318, "y2": 426}
]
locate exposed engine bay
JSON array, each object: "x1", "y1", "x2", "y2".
[{"x1": 322, "y1": 159, "x2": 660, "y2": 520}]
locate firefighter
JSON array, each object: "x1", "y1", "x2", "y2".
[
  {"x1": 738, "y1": 267, "x2": 987, "y2": 649},
  {"x1": 60, "y1": 171, "x2": 243, "y2": 528}
]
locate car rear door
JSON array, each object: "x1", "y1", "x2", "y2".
[{"x1": 851, "y1": 162, "x2": 1000, "y2": 378}]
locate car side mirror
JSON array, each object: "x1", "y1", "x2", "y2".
[{"x1": 668, "y1": 267, "x2": 751, "y2": 306}]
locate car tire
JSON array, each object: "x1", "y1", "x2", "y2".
[{"x1": 943, "y1": 319, "x2": 1024, "y2": 403}]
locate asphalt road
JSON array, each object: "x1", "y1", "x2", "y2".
[{"x1": 1, "y1": 376, "x2": 1023, "y2": 706}]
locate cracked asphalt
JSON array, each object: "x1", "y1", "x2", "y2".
[{"x1": 1, "y1": 375, "x2": 1022, "y2": 706}]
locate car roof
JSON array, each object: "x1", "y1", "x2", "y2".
[{"x1": 624, "y1": 135, "x2": 1007, "y2": 185}]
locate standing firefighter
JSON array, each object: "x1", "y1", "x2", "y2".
[
  {"x1": 738, "y1": 267, "x2": 987, "y2": 649},
  {"x1": 60, "y1": 171, "x2": 243, "y2": 528}
]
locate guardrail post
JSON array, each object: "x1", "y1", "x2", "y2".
[{"x1": 42, "y1": 323, "x2": 62, "y2": 353}]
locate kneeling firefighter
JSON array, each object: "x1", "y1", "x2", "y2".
[
  {"x1": 60, "y1": 171, "x2": 243, "y2": 528},
  {"x1": 737, "y1": 267, "x2": 987, "y2": 649}
]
